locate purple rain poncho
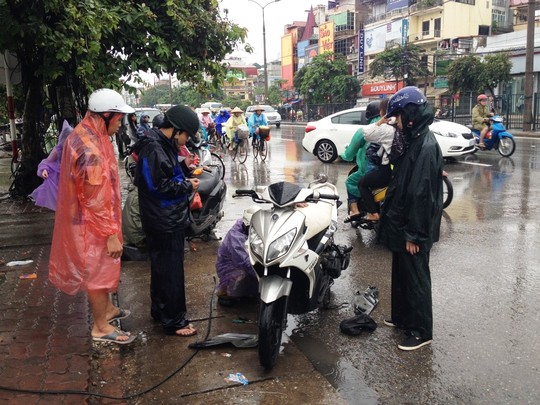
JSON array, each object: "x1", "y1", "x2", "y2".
[
  {"x1": 216, "y1": 219, "x2": 258, "y2": 298},
  {"x1": 29, "y1": 121, "x2": 73, "y2": 211}
]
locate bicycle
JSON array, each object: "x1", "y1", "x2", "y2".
[
  {"x1": 252, "y1": 125, "x2": 270, "y2": 162},
  {"x1": 232, "y1": 126, "x2": 250, "y2": 164}
]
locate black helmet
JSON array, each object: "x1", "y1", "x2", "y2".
[
  {"x1": 365, "y1": 101, "x2": 381, "y2": 122},
  {"x1": 152, "y1": 114, "x2": 165, "y2": 128},
  {"x1": 164, "y1": 105, "x2": 199, "y2": 137}
]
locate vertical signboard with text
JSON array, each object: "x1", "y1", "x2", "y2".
[
  {"x1": 358, "y1": 29, "x2": 365, "y2": 74},
  {"x1": 318, "y1": 21, "x2": 335, "y2": 56}
]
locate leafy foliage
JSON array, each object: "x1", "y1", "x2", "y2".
[
  {"x1": 447, "y1": 54, "x2": 512, "y2": 95},
  {"x1": 0, "y1": 0, "x2": 247, "y2": 195},
  {"x1": 294, "y1": 53, "x2": 360, "y2": 103},
  {"x1": 369, "y1": 44, "x2": 430, "y2": 85}
]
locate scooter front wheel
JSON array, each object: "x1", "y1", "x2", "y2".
[
  {"x1": 258, "y1": 296, "x2": 288, "y2": 370},
  {"x1": 498, "y1": 137, "x2": 515, "y2": 157}
]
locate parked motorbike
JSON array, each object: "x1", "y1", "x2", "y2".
[
  {"x1": 234, "y1": 174, "x2": 352, "y2": 369},
  {"x1": 347, "y1": 167, "x2": 453, "y2": 230},
  {"x1": 121, "y1": 148, "x2": 227, "y2": 260},
  {"x1": 187, "y1": 137, "x2": 225, "y2": 180},
  {"x1": 470, "y1": 115, "x2": 515, "y2": 157}
]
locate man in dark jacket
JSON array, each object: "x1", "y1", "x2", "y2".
[
  {"x1": 378, "y1": 86, "x2": 443, "y2": 351},
  {"x1": 134, "y1": 105, "x2": 200, "y2": 337}
]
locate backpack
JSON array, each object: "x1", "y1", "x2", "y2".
[{"x1": 366, "y1": 143, "x2": 383, "y2": 166}]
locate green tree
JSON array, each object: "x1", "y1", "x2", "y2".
[
  {"x1": 446, "y1": 55, "x2": 483, "y2": 94},
  {"x1": 295, "y1": 53, "x2": 360, "y2": 103},
  {"x1": 369, "y1": 44, "x2": 430, "y2": 86},
  {"x1": 267, "y1": 84, "x2": 282, "y2": 106},
  {"x1": 0, "y1": 0, "x2": 247, "y2": 195},
  {"x1": 447, "y1": 53, "x2": 512, "y2": 95}
]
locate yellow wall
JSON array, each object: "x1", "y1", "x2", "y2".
[{"x1": 408, "y1": 3, "x2": 492, "y2": 41}]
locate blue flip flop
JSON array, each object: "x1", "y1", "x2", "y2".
[
  {"x1": 92, "y1": 328, "x2": 136, "y2": 345},
  {"x1": 108, "y1": 308, "x2": 131, "y2": 323}
]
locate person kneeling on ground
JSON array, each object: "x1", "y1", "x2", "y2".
[{"x1": 216, "y1": 206, "x2": 260, "y2": 306}]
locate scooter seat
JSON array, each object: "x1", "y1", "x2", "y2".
[
  {"x1": 196, "y1": 169, "x2": 220, "y2": 195},
  {"x1": 296, "y1": 201, "x2": 333, "y2": 240}
]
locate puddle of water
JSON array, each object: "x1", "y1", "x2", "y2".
[{"x1": 288, "y1": 318, "x2": 378, "y2": 404}]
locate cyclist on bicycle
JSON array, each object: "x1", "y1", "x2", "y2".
[
  {"x1": 214, "y1": 108, "x2": 230, "y2": 139},
  {"x1": 247, "y1": 106, "x2": 268, "y2": 142},
  {"x1": 225, "y1": 107, "x2": 247, "y2": 150},
  {"x1": 199, "y1": 108, "x2": 213, "y2": 141}
]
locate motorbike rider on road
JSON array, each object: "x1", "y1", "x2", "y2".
[
  {"x1": 357, "y1": 99, "x2": 395, "y2": 222},
  {"x1": 340, "y1": 101, "x2": 380, "y2": 223},
  {"x1": 472, "y1": 94, "x2": 493, "y2": 149}
]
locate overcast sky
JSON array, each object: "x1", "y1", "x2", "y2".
[{"x1": 219, "y1": 0, "x2": 322, "y2": 64}]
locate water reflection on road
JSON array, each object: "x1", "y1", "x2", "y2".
[{"x1": 216, "y1": 128, "x2": 540, "y2": 404}]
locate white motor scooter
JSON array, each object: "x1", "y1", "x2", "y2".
[{"x1": 234, "y1": 175, "x2": 352, "y2": 369}]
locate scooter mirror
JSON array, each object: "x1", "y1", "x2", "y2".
[{"x1": 317, "y1": 174, "x2": 328, "y2": 183}]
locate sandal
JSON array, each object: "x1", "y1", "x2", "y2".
[
  {"x1": 344, "y1": 213, "x2": 363, "y2": 223},
  {"x1": 108, "y1": 308, "x2": 131, "y2": 323},
  {"x1": 92, "y1": 328, "x2": 136, "y2": 345},
  {"x1": 478, "y1": 143, "x2": 486, "y2": 150}
]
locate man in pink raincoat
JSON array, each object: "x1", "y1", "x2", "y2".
[{"x1": 49, "y1": 89, "x2": 136, "y2": 345}]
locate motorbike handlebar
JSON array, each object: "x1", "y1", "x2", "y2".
[
  {"x1": 306, "y1": 193, "x2": 339, "y2": 202},
  {"x1": 233, "y1": 189, "x2": 256, "y2": 198}
]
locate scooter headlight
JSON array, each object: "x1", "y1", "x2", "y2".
[
  {"x1": 267, "y1": 229, "x2": 296, "y2": 262},
  {"x1": 249, "y1": 227, "x2": 264, "y2": 259}
]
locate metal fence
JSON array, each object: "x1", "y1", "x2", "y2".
[
  {"x1": 427, "y1": 92, "x2": 539, "y2": 131},
  {"x1": 292, "y1": 93, "x2": 539, "y2": 131}
]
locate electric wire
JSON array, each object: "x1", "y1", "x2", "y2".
[{"x1": 0, "y1": 278, "x2": 218, "y2": 400}]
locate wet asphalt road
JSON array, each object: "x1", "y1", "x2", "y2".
[{"x1": 211, "y1": 126, "x2": 540, "y2": 404}]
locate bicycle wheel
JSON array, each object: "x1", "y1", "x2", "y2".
[
  {"x1": 252, "y1": 137, "x2": 259, "y2": 158},
  {"x1": 235, "y1": 140, "x2": 248, "y2": 164},
  {"x1": 259, "y1": 140, "x2": 268, "y2": 161},
  {"x1": 210, "y1": 152, "x2": 225, "y2": 179}
]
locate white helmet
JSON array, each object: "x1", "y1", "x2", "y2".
[
  {"x1": 243, "y1": 205, "x2": 261, "y2": 227},
  {"x1": 88, "y1": 89, "x2": 135, "y2": 114}
]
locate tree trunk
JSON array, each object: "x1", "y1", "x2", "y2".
[{"x1": 9, "y1": 76, "x2": 46, "y2": 198}]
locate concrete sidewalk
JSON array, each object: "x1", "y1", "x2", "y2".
[{"x1": 0, "y1": 197, "x2": 346, "y2": 404}]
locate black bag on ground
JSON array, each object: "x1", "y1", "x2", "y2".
[{"x1": 339, "y1": 313, "x2": 377, "y2": 336}]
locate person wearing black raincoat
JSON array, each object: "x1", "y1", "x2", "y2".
[
  {"x1": 133, "y1": 105, "x2": 200, "y2": 337},
  {"x1": 378, "y1": 86, "x2": 443, "y2": 351}
]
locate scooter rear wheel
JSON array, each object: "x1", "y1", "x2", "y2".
[
  {"x1": 442, "y1": 175, "x2": 453, "y2": 209},
  {"x1": 258, "y1": 296, "x2": 288, "y2": 370}
]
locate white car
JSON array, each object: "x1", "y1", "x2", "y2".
[
  {"x1": 245, "y1": 105, "x2": 281, "y2": 128},
  {"x1": 302, "y1": 107, "x2": 476, "y2": 163}
]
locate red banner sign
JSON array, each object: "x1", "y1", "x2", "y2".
[{"x1": 362, "y1": 81, "x2": 404, "y2": 96}]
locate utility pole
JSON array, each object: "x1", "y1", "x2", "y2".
[{"x1": 523, "y1": 0, "x2": 535, "y2": 131}]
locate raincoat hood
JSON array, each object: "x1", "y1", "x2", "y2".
[{"x1": 403, "y1": 103, "x2": 434, "y2": 140}]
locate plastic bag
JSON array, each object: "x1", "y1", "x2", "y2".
[{"x1": 190, "y1": 192, "x2": 202, "y2": 210}]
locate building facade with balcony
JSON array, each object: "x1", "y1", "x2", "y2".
[{"x1": 360, "y1": 0, "x2": 503, "y2": 96}]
